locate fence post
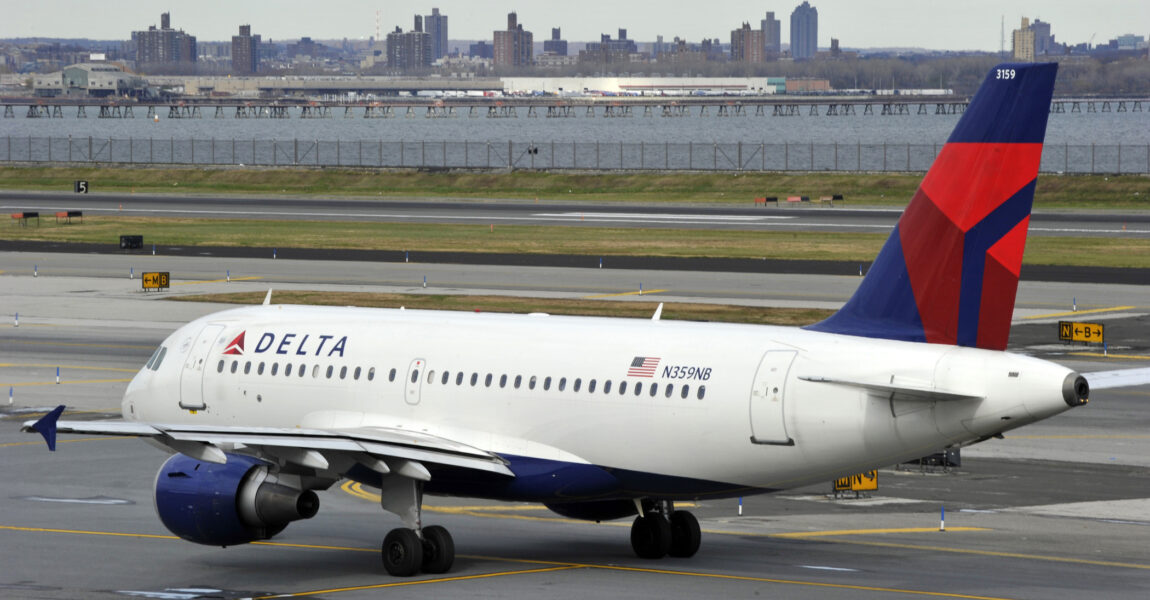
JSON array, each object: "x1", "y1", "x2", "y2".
[
  {"x1": 883, "y1": 142, "x2": 887, "y2": 171},
  {"x1": 857, "y1": 141, "x2": 861, "y2": 171},
  {"x1": 809, "y1": 142, "x2": 813, "y2": 170},
  {"x1": 761, "y1": 142, "x2": 765, "y2": 171},
  {"x1": 596, "y1": 141, "x2": 600, "y2": 169},
  {"x1": 641, "y1": 141, "x2": 645, "y2": 169},
  {"x1": 1117, "y1": 144, "x2": 1121, "y2": 174},
  {"x1": 784, "y1": 142, "x2": 788, "y2": 170},
  {"x1": 737, "y1": 142, "x2": 742, "y2": 171},
  {"x1": 508, "y1": 140, "x2": 513, "y2": 169},
  {"x1": 713, "y1": 143, "x2": 717, "y2": 170},
  {"x1": 666, "y1": 142, "x2": 669, "y2": 170},
  {"x1": 906, "y1": 144, "x2": 910, "y2": 171},
  {"x1": 1091, "y1": 143, "x2": 1095, "y2": 173},
  {"x1": 834, "y1": 141, "x2": 838, "y2": 170}
]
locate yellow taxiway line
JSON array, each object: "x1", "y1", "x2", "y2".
[
  {"x1": 1022, "y1": 306, "x2": 1136, "y2": 320},
  {"x1": 583, "y1": 289, "x2": 667, "y2": 299},
  {"x1": 173, "y1": 275, "x2": 263, "y2": 285}
]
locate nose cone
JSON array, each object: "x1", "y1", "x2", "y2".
[{"x1": 1062, "y1": 373, "x2": 1090, "y2": 407}]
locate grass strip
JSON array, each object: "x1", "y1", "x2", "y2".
[
  {"x1": 172, "y1": 291, "x2": 833, "y2": 327},
  {"x1": 4, "y1": 216, "x2": 1150, "y2": 267},
  {"x1": 0, "y1": 166, "x2": 1146, "y2": 208}
]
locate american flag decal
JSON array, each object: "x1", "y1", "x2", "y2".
[{"x1": 627, "y1": 356, "x2": 660, "y2": 378}]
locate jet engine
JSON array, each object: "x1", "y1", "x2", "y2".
[{"x1": 154, "y1": 453, "x2": 319, "y2": 547}]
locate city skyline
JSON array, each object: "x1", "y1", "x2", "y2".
[{"x1": 3, "y1": 1, "x2": 1147, "y2": 52}]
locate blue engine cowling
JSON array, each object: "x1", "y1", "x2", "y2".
[{"x1": 154, "y1": 453, "x2": 320, "y2": 547}]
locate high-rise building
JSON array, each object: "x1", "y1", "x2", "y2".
[
  {"x1": 387, "y1": 20, "x2": 432, "y2": 71},
  {"x1": 544, "y1": 28, "x2": 568, "y2": 56},
  {"x1": 494, "y1": 12, "x2": 533, "y2": 68},
  {"x1": 731, "y1": 23, "x2": 765, "y2": 62},
  {"x1": 1012, "y1": 17, "x2": 1035, "y2": 62},
  {"x1": 761, "y1": 11, "x2": 781, "y2": 58},
  {"x1": 1030, "y1": 19, "x2": 1052, "y2": 55},
  {"x1": 424, "y1": 8, "x2": 448, "y2": 60},
  {"x1": 132, "y1": 12, "x2": 197, "y2": 68},
  {"x1": 790, "y1": 2, "x2": 818, "y2": 60},
  {"x1": 231, "y1": 24, "x2": 260, "y2": 75}
]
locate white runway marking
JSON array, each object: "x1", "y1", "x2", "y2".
[{"x1": 799, "y1": 565, "x2": 860, "y2": 572}]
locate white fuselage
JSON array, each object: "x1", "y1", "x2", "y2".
[{"x1": 123, "y1": 305, "x2": 1076, "y2": 500}]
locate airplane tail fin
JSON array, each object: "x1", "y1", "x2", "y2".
[{"x1": 806, "y1": 63, "x2": 1057, "y2": 351}]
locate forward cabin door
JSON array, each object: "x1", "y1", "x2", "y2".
[
  {"x1": 179, "y1": 324, "x2": 224, "y2": 411},
  {"x1": 749, "y1": 350, "x2": 796, "y2": 446}
]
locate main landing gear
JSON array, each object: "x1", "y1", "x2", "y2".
[
  {"x1": 377, "y1": 472, "x2": 455, "y2": 577},
  {"x1": 630, "y1": 500, "x2": 701, "y2": 559}
]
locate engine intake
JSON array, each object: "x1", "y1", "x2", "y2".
[
  {"x1": 154, "y1": 453, "x2": 319, "y2": 547},
  {"x1": 1062, "y1": 373, "x2": 1089, "y2": 407}
]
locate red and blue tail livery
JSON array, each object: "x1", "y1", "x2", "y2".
[{"x1": 807, "y1": 63, "x2": 1057, "y2": 351}]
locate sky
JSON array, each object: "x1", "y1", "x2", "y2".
[{"x1": 3, "y1": 1, "x2": 1147, "y2": 51}]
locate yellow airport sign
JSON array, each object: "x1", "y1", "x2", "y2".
[
  {"x1": 833, "y1": 470, "x2": 877, "y2": 493},
  {"x1": 142, "y1": 271, "x2": 170, "y2": 291},
  {"x1": 1059, "y1": 321, "x2": 1103, "y2": 344}
]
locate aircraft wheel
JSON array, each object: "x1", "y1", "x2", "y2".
[
  {"x1": 420, "y1": 525, "x2": 455, "y2": 574},
  {"x1": 668, "y1": 510, "x2": 701, "y2": 558},
  {"x1": 630, "y1": 514, "x2": 671, "y2": 559},
  {"x1": 382, "y1": 528, "x2": 423, "y2": 576}
]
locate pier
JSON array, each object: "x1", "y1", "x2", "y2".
[{"x1": 3, "y1": 95, "x2": 1144, "y2": 121}]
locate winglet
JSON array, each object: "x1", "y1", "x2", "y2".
[{"x1": 29, "y1": 404, "x2": 66, "y2": 451}]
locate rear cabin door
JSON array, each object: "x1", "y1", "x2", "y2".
[
  {"x1": 179, "y1": 324, "x2": 224, "y2": 410},
  {"x1": 749, "y1": 350, "x2": 797, "y2": 446}
]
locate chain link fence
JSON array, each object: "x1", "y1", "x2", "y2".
[{"x1": 1, "y1": 136, "x2": 1147, "y2": 174}]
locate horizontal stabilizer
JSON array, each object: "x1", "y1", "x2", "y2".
[
  {"x1": 799, "y1": 375, "x2": 983, "y2": 402},
  {"x1": 1084, "y1": 367, "x2": 1150, "y2": 390}
]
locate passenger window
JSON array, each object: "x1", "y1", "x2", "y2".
[
  {"x1": 427, "y1": 370, "x2": 435, "y2": 384},
  {"x1": 650, "y1": 383, "x2": 658, "y2": 397},
  {"x1": 544, "y1": 376, "x2": 552, "y2": 391},
  {"x1": 389, "y1": 368, "x2": 397, "y2": 382},
  {"x1": 411, "y1": 369, "x2": 420, "y2": 383},
  {"x1": 558, "y1": 377, "x2": 566, "y2": 391},
  {"x1": 529, "y1": 376, "x2": 537, "y2": 390},
  {"x1": 300, "y1": 363, "x2": 307, "y2": 377},
  {"x1": 574, "y1": 378, "x2": 582, "y2": 392},
  {"x1": 231, "y1": 360, "x2": 238, "y2": 374},
  {"x1": 244, "y1": 361, "x2": 252, "y2": 375},
  {"x1": 471, "y1": 372, "x2": 479, "y2": 386},
  {"x1": 681, "y1": 385, "x2": 689, "y2": 399},
  {"x1": 326, "y1": 365, "x2": 334, "y2": 379},
  {"x1": 619, "y1": 381, "x2": 628, "y2": 395},
  {"x1": 442, "y1": 371, "x2": 450, "y2": 385},
  {"x1": 368, "y1": 367, "x2": 376, "y2": 381},
  {"x1": 286, "y1": 363, "x2": 294, "y2": 376},
  {"x1": 217, "y1": 359, "x2": 224, "y2": 373},
  {"x1": 589, "y1": 379, "x2": 597, "y2": 393},
  {"x1": 485, "y1": 373, "x2": 493, "y2": 387},
  {"x1": 500, "y1": 374, "x2": 508, "y2": 388},
  {"x1": 456, "y1": 372, "x2": 464, "y2": 385},
  {"x1": 603, "y1": 380, "x2": 612, "y2": 394},
  {"x1": 257, "y1": 362, "x2": 265, "y2": 375},
  {"x1": 354, "y1": 366, "x2": 361, "y2": 380},
  {"x1": 340, "y1": 366, "x2": 348, "y2": 380},
  {"x1": 271, "y1": 363, "x2": 279, "y2": 376},
  {"x1": 665, "y1": 383, "x2": 673, "y2": 398},
  {"x1": 634, "y1": 382, "x2": 643, "y2": 396},
  {"x1": 514, "y1": 375, "x2": 522, "y2": 389},
  {"x1": 697, "y1": 385, "x2": 706, "y2": 400},
  {"x1": 312, "y1": 365, "x2": 320, "y2": 378}
]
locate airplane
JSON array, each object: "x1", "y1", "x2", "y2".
[{"x1": 22, "y1": 62, "x2": 1148, "y2": 577}]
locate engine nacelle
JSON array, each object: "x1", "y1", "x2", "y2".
[{"x1": 154, "y1": 453, "x2": 319, "y2": 547}]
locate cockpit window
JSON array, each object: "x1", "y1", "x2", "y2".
[
  {"x1": 147, "y1": 346, "x2": 168, "y2": 371},
  {"x1": 144, "y1": 347, "x2": 161, "y2": 370}
]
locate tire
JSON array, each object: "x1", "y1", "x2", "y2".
[
  {"x1": 668, "y1": 511, "x2": 701, "y2": 558},
  {"x1": 630, "y1": 515, "x2": 671, "y2": 559},
  {"x1": 421, "y1": 525, "x2": 455, "y2": 574},
  {"x1": 382, "y1": 528, "x2": 423, "y2": 577}
]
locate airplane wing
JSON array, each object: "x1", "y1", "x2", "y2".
[
  {"x1": 22, "y1": 406, "x2": 513, "y2": 479},
  {"x1": 1083, "y1": 367, "x2": 1150, "y2": 391}
]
